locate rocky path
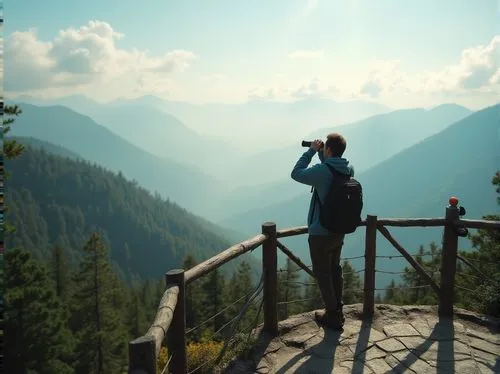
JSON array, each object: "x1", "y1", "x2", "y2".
[{"x1": 225, "y1": 304, "x2": 500, "y2": 373}]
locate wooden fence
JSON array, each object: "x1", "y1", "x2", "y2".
[{"x1": 127, "y1": 198, "x2": 500, "y2": 374}]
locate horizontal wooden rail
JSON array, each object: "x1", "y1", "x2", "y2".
[
  {"x1": 129, "y1": 284, "x2": 179, "y2": 373},
  {"x1": 148, "y1": 285, "x2": 179, "y2": 355},
  {"x1": 276, "y1": 226, "x2": 308, "y2": 238},
  {"x1": 458, "y1": 218, "x2": 500, "y2": 230},
  {"x1": 377, "y1": 218, "x2": 446, "y2": 227},
  {"x1": 275, "y1": 218, "x2": 500, "y2": 238},
  {"x1": 184, "y1": 234, "x2": 267, "y2": 284}
]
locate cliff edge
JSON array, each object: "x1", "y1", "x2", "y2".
[{"x1": 225, "y1": 304, "x2": 500, "y2": 373}]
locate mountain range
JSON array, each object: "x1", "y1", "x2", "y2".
[
  {"x1": 8, "y1": 103, "x2": 224, "y2": 219},
  {"x1": 7, "y1": 97, "x2": 498, "y2": 290},
  {"x1": 215, "y1": 103, "x2": 474, "y2": 220},
  {"x1": 219, "y1": 104, "x2": 500, "y2": 286},
  {"x1": 10, "y1": 97, "x2": 475, "y2": 220},
  {"x1": 13, "y1": 95, "x2": 392, "y2": 179},
  {"x1": 107, "y1": 95, "x2": 392, "y2": 150}
]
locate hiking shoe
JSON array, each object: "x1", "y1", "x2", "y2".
[{"x1": 314, "y1": 309, "x2": 344, "y2": 330}]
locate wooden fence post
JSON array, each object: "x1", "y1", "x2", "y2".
[
  {"x1": 439, "y1": 198, "x2": 460, "y2": 317},
  {"x1": 363, "y1": 215, "x2": 377, "y2": 317},
  {"x1": 128, "y1": 334, "x2": 156, "y2": 374},
  {"x1": 166, "y1": 269, "x2": 187, "y2": 374},
  {"x1": 262, "y1": 222, "x2": 278, "y2": 336}
]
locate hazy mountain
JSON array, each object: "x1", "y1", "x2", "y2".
[
  {"x1": 9, "y1": 103, "x2": 225, "y2": 218},
  {"x1": 219, "y1": 104, "x2": 500, "y2": 286},
  {"x1": 11, "y1": 136, "x2": 82, "y2": 160},
  {"x1": 212, "y1": 104, "x2": 473, "y2": 221},
  {"x1": 230, "y1": 104, "x2": 473, "y2": 188},
  {"x1": 109, "y1": 95, "x2": 392, "y2": 151},
  {"x1": 11, "y1": 95, "x2": 251, "y2": 184}
]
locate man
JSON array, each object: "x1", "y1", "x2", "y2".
[{"x1": 290, "y1": 133, "x2": 354, "y2": 329}]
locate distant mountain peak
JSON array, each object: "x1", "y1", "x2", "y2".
[{"x1": 427, "y1": 103, "x2": 473, "y2": 113}]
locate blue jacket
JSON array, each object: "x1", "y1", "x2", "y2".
[{"x1": 291, "y1": 148, "x2": 354, "y2": 235}]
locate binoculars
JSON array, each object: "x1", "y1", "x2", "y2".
[{"x1": 301, "y1": 140, "x2": 324, "y2": 147}]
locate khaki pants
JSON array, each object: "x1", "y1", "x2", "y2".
[{"x1": 308, "y1": 234, "x2": 345, "y2": 312}]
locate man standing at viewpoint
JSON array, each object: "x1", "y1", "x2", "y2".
[{"x1": 291, "y1": 133, "x2": 354, "y2": 330}]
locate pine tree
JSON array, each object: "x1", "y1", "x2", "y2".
[
  {"x1": 278, "y1": 258, "x2": 302, "y2": 319},
  {"x1": 127, "y1": 281, "x2": 148, "y2": 339},
  {"x1": 51, "y1": 244, "x2": 72, "y2": 301},
  {"x1": 3, "y1": 105, "x2": 25, "y2": 235},
  {"x1": 71, "y1": 232, "x2": 128, "y2": 374},
  {"x1": 226, "y1": 261, "x2": 256, "y2": 333},
  {"x1": 3, "y1": 248, "x2": 75, "y2": 373},
  {"x1": 303, "y1": 275, "x2": 323, "y2": 311},
  {"x1": 182, "y1": 254, "x2": 205, "y2": 341},
  {"x1": 384, "y1": 279, "x2": 398, "y2": 303},
  {"x1": 202, "y1": 268, "x2": 227, "y2": 334},
  {"x1": 458, "y1": 171, "x2": 500, "y2": 316},
  {"x1": 342, "y1": 260, "x2": 363, "y2": 305},
  {"x1": 399, "y1": 246, "x2": 425, "y2": 303}
]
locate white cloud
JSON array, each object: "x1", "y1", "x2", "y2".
[
  {"x1": 455, "y1": 35, "x2": 499, "y2": 89},
  {"x1": 4, "y1": 21, "x2": 197, "y2": 92},
  {"x1": 247, "y1": 36, "x2": 500, "y2": 108},
  {"x1": 248, "y1": 77, "x2": 338, "y2": 101},
  {"x1": 358, "y1": 35, "x2": 500, "y2": 98},
  {"x1": 291, "y1": 77, "x2": 338, "y2": 99},
  {"x1": 288, "y1": 49, "x2": 324, "y2": 59}
]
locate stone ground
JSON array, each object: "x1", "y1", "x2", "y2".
[{"x1": 224, "y1": 304, "x2": 500, "y2": 373}]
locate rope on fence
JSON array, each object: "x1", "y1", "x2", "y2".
[
  {"x1": 160, "y1": 351, "x2": 174, "y2": 374},
  {"x1": 185, "y1": 277, "x2": 263, "y2": 335},
  {"x1": 375, "y1": 251, "x2": 434, "y2": 259},
  {"x1": 374, "y1": 284, "x2": 432, "y2": 291},
  {"x1": 185, "y1": 276, "x2": 264, "y2": 374},
  {"x1": 375, "y1": 269, "x2": 407, "y2": 275},
  {"x1": 277, "y1": 266, "x2": 365, "y2": 275},
  {"x1": 342, "y1": 255, "x2": 365, "y2": 261},
  {"x1": 455, "y1": 285, "x2": 477, "y2": 293},
  {"x1": 214, "y1": 282, "x2": 264, "y2": 367},
  {"x1": 277, "y1": 297, "x2": 318, "y2": 305},
  {"x1": 187, "y1": 354, "x2": 219, "y2": 374},
  {"x1": 456, "y1": 254, "x2": 487, "y2": 280},
  {"x1": 455, "y1": 272, "x2": 484, "y2": 281}
]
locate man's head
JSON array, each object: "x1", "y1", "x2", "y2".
[{"x1": 324, "y1": 133, "x2": 347, "y2": 158}]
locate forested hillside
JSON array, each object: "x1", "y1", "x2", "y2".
[
  {"x1": 8, "y1": 103, "x2": 223, "y2": 219},
  {"x1": 5, "y1": 143, "x2": 257, "y2": 280}
]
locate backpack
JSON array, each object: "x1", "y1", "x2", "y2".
[{"x1": 314, "y1": 164, "x2": 363, "y2": 234}]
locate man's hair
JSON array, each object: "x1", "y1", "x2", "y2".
[{"x1": 325, "y1": 133, "x2": 347, "y2": 157}]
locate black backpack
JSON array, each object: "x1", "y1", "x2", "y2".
[{"x1": 314, "y1": 164, "x2": 363, "y2": 234}]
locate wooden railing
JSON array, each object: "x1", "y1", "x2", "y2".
[{"x1": 127, "y1": 199, "x2": 500, "y2": 374}]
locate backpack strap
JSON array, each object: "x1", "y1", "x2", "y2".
[
  {"x1": 312, "y1": 164, "x2": 350, "y2": 213},
  {"x1": 324, "y1": 163, "x2": 351, "y2": 181}
]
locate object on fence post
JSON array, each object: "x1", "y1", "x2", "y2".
[
  {"x1": 439, "y1": 197, "x2": 460, "y2": 317},
  {"x1": 363, "y1": 215, "x2": 377, "y2": 317},
  {"x1": 166, "y1": 269, "x2": 187, "y2": 374},
  {"x1": 262, "y1": 222, "x2": 278, "y2": 336},
  {"x1": 128, "y1": 334, "x2": 157, "y2": 374}
]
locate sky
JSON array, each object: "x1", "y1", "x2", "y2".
[{"x1": 2, "y1": 0, "x2": 500, "y2": 109}]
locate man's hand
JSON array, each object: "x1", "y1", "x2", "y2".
[{"x1": 310, "y1": 139, "x2": 324, "y2": 152}]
